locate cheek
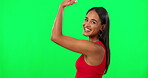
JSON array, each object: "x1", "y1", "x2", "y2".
[
  {"x1": 92, "y1": 26, "x2": 100, "y2": 33},
  {"x1": 92, "y1": 25, "x2": 99, "y2": 30}
]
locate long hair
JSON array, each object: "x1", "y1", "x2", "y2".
[{"x1": 86, "y1": 7, "x2": 110, "y2": 74}]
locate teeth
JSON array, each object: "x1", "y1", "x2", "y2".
[{"x1": 85, "y1": 28, "x2": 91, "y2": 32}]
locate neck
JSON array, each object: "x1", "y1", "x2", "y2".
[{"x1": 89, "y1": 35, "x2": 100, "y2": 42}]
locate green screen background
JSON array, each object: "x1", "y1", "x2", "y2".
[{"x1": 0, "y1": 0, "x2": 148, "y2": 78}]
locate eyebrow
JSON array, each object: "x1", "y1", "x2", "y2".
[{"x1": 85, "y1": 17, "x2": 98, "y2": 22}]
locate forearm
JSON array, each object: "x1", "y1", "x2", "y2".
[{"x1": 51, "y1": 5, "x2": 64, "y2": 40}]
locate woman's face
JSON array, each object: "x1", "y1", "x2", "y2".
[{"x1": 83, "y1": 10, "x2": 103, "y2": 37}]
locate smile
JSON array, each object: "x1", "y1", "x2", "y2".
[{"x1": 84, "y1": 28, "x2": 92, "y2": 32}]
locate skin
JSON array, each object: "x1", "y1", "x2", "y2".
[
  {"x1": 51, "y1": 0, "x2": 106, "y2": 66},
  {"x1": 83, "y1": 10, "x2": 106, "y2": 42}
]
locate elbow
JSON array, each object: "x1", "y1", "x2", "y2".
[
  {"x1": 50, "y1": 36, "x2": 54, "y2": 41},
  {"x1": 50, "y1": 33, "x2": 57, "y2": 41},
  {"x1": 50, "y1": 36, "x2": 56, "y2": 42},
  {"x1": 50, "y1": 33, "x2": 63, "y2": 42},
  {"x1": 50, "y1": 35, "x2": 60, "y2": 42}
]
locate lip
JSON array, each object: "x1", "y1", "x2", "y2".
[
  {"x1": 84, "y1": 28, "x2": 92, "y2": 32},
  {"x1": 84, "y1": 30, "x2": 90, "y2": 32}
]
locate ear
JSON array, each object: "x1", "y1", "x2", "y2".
[{"x1": 101, "y1": 24, "x2": 106, "y2": 31}]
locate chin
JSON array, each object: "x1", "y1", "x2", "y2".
[
  {"x1": 83, "y1": 35, "x2": 89, "y2": 37},
  {"x1": 83, "y1": 33, "x2": 90, "y2": 37},
  {"x1": 83, "y1": 31, "x2": 94, "y2": 37}
]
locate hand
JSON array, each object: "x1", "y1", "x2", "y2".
[{"x1": 60, "y1": 0, "x2": 78, "y2": 8}]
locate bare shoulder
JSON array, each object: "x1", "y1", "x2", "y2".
[
  {"x1": 85, "y1": 41, "x2": 105, "y2": 55},
  {"x1": 84, "y1": 43, "x2": 106, "y2": 66}
]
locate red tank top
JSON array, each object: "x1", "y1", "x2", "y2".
[{"x1": 75, "y1": 41, "x2": 106, "y2": 78}]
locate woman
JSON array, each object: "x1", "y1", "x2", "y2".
[{"x1": 51, "y1": 0, "x2": 110, "y2": 78}]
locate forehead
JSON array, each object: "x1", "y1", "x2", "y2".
[{"x1": 86, "y1": 10, "x2": 100, "y2": 21}]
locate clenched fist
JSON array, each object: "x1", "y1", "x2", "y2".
[{"x1": 60, "y1": 0, "x2": 78, "y2": 8}]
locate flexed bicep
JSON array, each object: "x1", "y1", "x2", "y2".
[
  {"x1": 51, "y1": 0, "x2": 104, "y2": 56},
  {"x1": 51, "y1": 36, "x2": 103, "y2": 56}
]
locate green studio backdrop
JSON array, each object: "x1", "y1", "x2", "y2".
[{"x1": 0, "y1": 0, "x2": 148, "y2": 78}]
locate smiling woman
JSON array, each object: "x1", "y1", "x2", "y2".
[
  {"x1": 51, "y1": 0, "x2": 110, "y2": 78},
  {"x1": 83, "y1": 10, "x2": 103, "y2": 37}
]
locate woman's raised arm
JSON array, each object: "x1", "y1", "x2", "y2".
[
  {"x1": 51, "y1": 0, "x2": 77, "y2": 39},
  {"x1": 50, "y1": 0, "x2": 104, "y2": 56}
]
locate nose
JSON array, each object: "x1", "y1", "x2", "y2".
[{"x1": 83, "y1": 22, "x2": 90, "y2": 28}]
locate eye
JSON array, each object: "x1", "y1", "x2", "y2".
[
  {"x1": 92, "y1": 21, "x2": 96, "y2": 24},
  {"x1": 84, "y1": 19, "x2": 88, "y2": 22}
]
